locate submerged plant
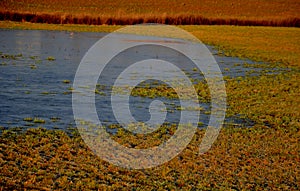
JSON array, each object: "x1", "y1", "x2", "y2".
[
  {"x1": 1, "y1": 53, "x2": 22, "y2": 60},
  {"x1": 47, "y1": 56, "x2": 56, "y2": 61},
  {"x1": 62, "y1": 80, "x2": 71, "y2": 84},
  {"x1": 30, "y1": 64, "x2": 37, "y2": 69},
  {"x1": 23, "y1": 117, "x2": 33, "y2": 122},
  {"x1": 33, "y1": 118, "x2": 46, "y2": 123},
  {"x1": 50, "y1": 117, "x2": 61, "y2": 122}
]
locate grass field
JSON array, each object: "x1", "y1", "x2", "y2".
[
  {"x1": 1, "y1": 0, "x2": 300, "y2": 26},
  {"x1": 0, "y1": 21, "x2": 299, "y2": 189}
]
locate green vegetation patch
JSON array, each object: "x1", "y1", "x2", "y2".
[
  {"x1": 0, "y1": 126, "x2": 298, "y2": 190},
  {"x1": 181, "y1": 25, "x2": 300, "y2": 68}
]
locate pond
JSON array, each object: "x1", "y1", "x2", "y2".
[{"x1": 0, "y1": 29, "x2": 279, "y2": 134}]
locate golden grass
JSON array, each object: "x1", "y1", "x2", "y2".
[
  {"x1": 0, "y1": 0, "x2": 300, "y2": 26},
  {"x1": 1, "y1": 0, "x2": 299, "y2": 20},
  {"x1": 0, "y1": 20, "x2": 121, "y2": 33}
]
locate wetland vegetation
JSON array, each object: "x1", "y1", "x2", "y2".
[
  {"x1": 0, "y1": 1, "x2": 299, "y2": 188},
  {"x1": 0, "y1": 24, "x2": 298, "y2": 190},
  {"x1": 0, "y1": 0, "x2": 299, "y2": 26}
]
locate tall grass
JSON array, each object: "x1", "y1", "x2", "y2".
[
  {"x1": 1, "y1": 0, "x2": 299, "y2": 27},
  {"x1": 0, "y1": 11, "x2": 299, "y2": 27}
]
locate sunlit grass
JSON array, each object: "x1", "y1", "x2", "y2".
[
  {"x1": 181, "y1": 25, "x2": 300, "y2": 67},
  {"x1": 0, "y1": 21, "x2": 121, "y2": 33},
  {"x1": 1, "y1": 0, "x2": 299, "y2": 26},
  {"x1": 226, "y1": 72, "x2": 300, "y2": 129}
]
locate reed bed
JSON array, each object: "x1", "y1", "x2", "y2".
[
  {"x1": 1, "y1": 0, "x2": 299, "y2": 27},
  {"x1": 0, "y1": 11, "x2": 299, "y2": 27}
]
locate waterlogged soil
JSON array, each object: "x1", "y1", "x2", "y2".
[{"x1": 0, "y1": 29, "x2": 284, "y2": 134}]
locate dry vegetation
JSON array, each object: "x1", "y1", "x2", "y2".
[{"x1": 1, "y1": 0, "x2": 300, "y2": 26}]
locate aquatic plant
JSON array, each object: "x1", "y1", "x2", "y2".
[
  {"x1": 109, "y1": 81, "x2": 210, "y2": 102},
  {"x1": 50, "y1": 117, "x2": 61, "y2": 122},
  {"x1": 63, "y1": 91, "x2": 72, "y2": 95},
  {"x1": 29, "y1": 56, "x2": 38, "y2": 59},
  {"x1": 95, "y1": 89, "x2": 105, "y2": 96},
  {"x1": 33, "y1": 118, "x2": 46, "y2": 123},
  {"x1": 47, "y1": 56, "x2": 56, "y2": 61},
  {"x1": 0, "y1": 53, "x2": 22, "y2": 60},
  {"x1": 62, "y1": 80, "x2": 71, "y2": 84},
  {"x1": 30, "y1": 64, "x2": 37, "y2": 69},
  {"x1": 23, "y1": 117, "x2": 33, "y2": 122}
]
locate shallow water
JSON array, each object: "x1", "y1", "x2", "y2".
[{"x1": 0, "y1": 29, "x2": 275, "y2": 134}]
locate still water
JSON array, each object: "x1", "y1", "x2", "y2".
[{"x1": 0, "y1": 29, "x2": 273, "y2": 134}]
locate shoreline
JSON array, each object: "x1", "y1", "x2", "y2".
[{"x1": 1, "y1": 21, "x2": 299, "y2": 68}]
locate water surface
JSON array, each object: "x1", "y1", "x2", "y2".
[{"x1": 0, "y1": 29, "x2": 276, "y2": 134}]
